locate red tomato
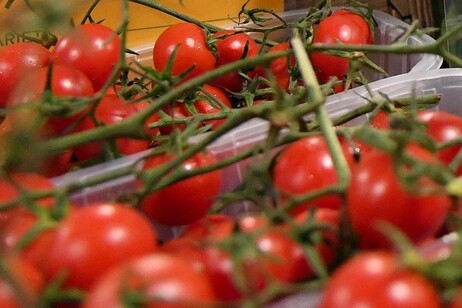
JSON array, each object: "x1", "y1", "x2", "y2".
[
  {"x1": 160, "y1": 84, "x2": 232, "y2": 134},
  {"x1": 417, "y1": 110, "x2": 462, "y2": 175},
  {"x1": 7, "y1": 63, "x2": 94, "y2": 137},
  {"x1": 310, "y1": 9, "x2": 372, "y2": 83},
  {"x1": 0, "y1": 256, "x2": 45, "y2": 307},
  {"x1": 0, "y1": 42, "x2": 50, "y2": 107},
  {"x1": 83, "y1": 252, "x2": 217, "y2": 307},
  {"x1": 51, "y1": 23, "x2": 121, "y2": 91},
  {"x1": 347, "y1": 145, "x2": 451, "y2": 249},
  {"x1": 0, "y1": 212, "x2": 55, "y2": 274},
  {"x1": 211, "y1": 30, "x2": 260, "y2": 92},
  {"x1": 0, "y1": 172, "x2": 55, "y2": 226},
  {"x1": 320, "y1": 251, "x2": 441, "y2": 308},
  {"x1": 73, "y1": 94, "x2": 150, "y2": 161},
  {"x1": 272, "y1": 135, "x2": 356, "y2": 214},
  {"x1": 133, "y1": 100, "x2": 161, "y2": 137},
  {"x1": 139, "y1": 150, "x2": 223, "y2": 226},
  {"x1": 179, "y1": 214, "x2": 235, "y2": 242},
  {"x1": 44, "y1": 202, "x2": 158, "y2": 290},
  {"x1": 153, "y1": 22, "x2": 216, "y2": 82},
  {"x1": 254, "y1": 42, "x2": 296, "y2": 91}
]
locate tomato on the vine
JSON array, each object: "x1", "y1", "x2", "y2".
[
  {"x1": 51, "y1": 23, "x2": 121, "y2": 91},
  {"x1": 272, "y1": 135, "x2": 356, "y2": 214},
  {"x1": 0, "y1": 42, "x2": 51, "y2": 107},
  {"x1": 153, "y1": 22, "x2": 216, "y2": 81},
  {"x1": 310, "y1": 9, "x2": 373, "y2": 83},
  {"x1": 72, "y1": 93, "x2": 150, "y2": 161},
  {"x1": 139, "y1": 150, "x2": 223, "y2": 226},
  {"x1": 160, "y1": 84, "x2": 232, "y2": 134},
  {"x1": 7, "y1": 63, "x2": 94, "y2": 137},
  {"x1": 320, "y1": 251, "x2": 441, "y2": 308},
  {"x1": 0, "y1": 172, "x2": 55, "y2": 226},
  {"x1": 254, "y1": 42, "x2": 296, "y2": 91},
  {"x1": 43, "y1": 202, "x2": 159, "y2": 290},
  {"x1": 83, "y1": 252, "x2": 217, "y2": 307},
  {"x1": 211, "y1": 30, "x2": 260, "y2": 92},
  {"x1": 417, "y1": 110, "x2": 462, "y2": 175},
  {"x1": 347, "y1": 144, "x2": 451, "y2": 249}
]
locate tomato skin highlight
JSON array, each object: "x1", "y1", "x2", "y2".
[
  {"x1": 0, "y1": 42, "x2": 51, "y2": 107},
  {"x1": 310, "y1": 9, "x2": 372, "y2": 83},
  {"x1": 347, "y1": 145, "x2": 451, "y2": 249},
  {"x1": 272, "y1": 135, "x2": 355, "y2": 214},
  {"x1": 153, "y1": 22, "x2": 216, "y2": 81},
  {"x1": 320, "y1": 251, "x2": 441, "y2": 308},
  {"x1": 83, "y1": 252, "x2": 217, "y2": 308},
  {"x1": 51, "y1": 23, "x2": 121, "y2": 91},
  {"x1": 211, "y1": 30, "x2": 260, "y2": 92},
  {"x1": 139, "y1": 151, "x2": 223, "y2": 226},
  {"x1": 43, "y1": 202, "x2": 159, "y2": 290}
]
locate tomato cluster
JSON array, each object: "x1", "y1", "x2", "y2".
[{"x1": 3, "y1": 2, "x2": 462, "y2": 308}]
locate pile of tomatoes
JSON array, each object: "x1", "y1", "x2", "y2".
[{"x1": 2, "y1": 3, "x2": 462, "y2": 307}]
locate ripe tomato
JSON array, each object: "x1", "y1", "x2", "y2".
[
  {"x1": 310, "y1": 9, "x2": 372, "y2": 83},
  {"x1": 179, "y1": 213, "x2": 235, "y2": 242},
  {"x1": 347, "y1": 145, "x2": 451, "y2": 249},
  {"x1": 0, "y1": 42, "x2": 50, "y2": 107},
  {"x1": 160, "y1": 84, "x2": 232, "y2": 134},
  {"x1": 139, "y1": 150, "x2": 223, "y2": 226},
  {"x1": 417, "y1": 110, "x2": 462, "y2": 175},
  {"x1": 0, "y1": 172, "x2": 55, "y2": 226},
  {"x1": 51, "y1": 23, "x2": 121, "y2": 91},
  {"x1": 73, "y1": 94, "x2": 150, "y2": 161},
  {"x1": 153, "y1": 22, "x2": 216, "y2": 81},
  {"x1": 0, "y1": 255, "x2": 45, "y2": 307},
  {"x1": 211, "y1": 30, "x2": 260, "y2": 92},
  {"x1": 133, "y1": 100, "x2": 161, "y2": 137},
  {"x1": 254, "y1": 42, "x2": 296, "y2": 91},
  {"x1": 0, "y1": 212, "x2": 55, "y2": 274},
  {"x1": 320, "y1": 251, "x2": 441, "y2": 308},
  {"x1": 272, "y1": 135, "x2": 356, "y2": 214},
  {"x1": 83, "y1": 252, "x2": 217, "y2": 307},
  {"x1": 7, "y1": 63, "x2": 94, "y2": 137},
  {"x1": 44, "y1": 202, "x2": 159, "y2": 290}
]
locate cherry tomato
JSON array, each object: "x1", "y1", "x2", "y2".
[
  {"x1": 44, "y1": 202, "x2": 158, "y2": 290},
  {"x1": 417, "y1": 110, "x2": 462, "y2": 175},
  {"x1": 310, "y1": 9, "x2": 372, "y2": 83},
  {"x1": 179, "y1": 214, "x2": 235, "y2": 242},
  {"x1": 160, "y1": 84, "x2": 233, "y2": 134},
  {"x1": 51, "y1": 23, "x2": 121, "y2": 91},
  {"x1": 0, "y1": 42, "x2": 50, "y2": 107},
  {"x1": 73, "y1": 93, "x2": 150, "y2": 161},
  {"x1": 347, "y1": 145, "x2": 451, "y2": 249},
  {"x1": 320, "y1": 251, "x2": 441, "y2": 308},
  {"x1": 139, "y1": 150, "x2": 223, "y2": 226},
  {"x1": 254, "y1": 42, "x2": 296, "y2": 91},
  {"x1": 83, "y1": 252, "x2": 217, "y2": 307},
  {"x1": 211, "y1": 30, "x2": 260, "y2": 92},
  {"x1": 0, "y1": 212, "x2": 55, "y2": 275},
  {"x1": 133, "y1": 100, "x2": 161, "y2": 137},
  {"x1": 0, "y1": 172, "x2": 55, "y2": 226},
  {"x1": 7, "y1": 63, "x2": 94, "y2": 137},
  {"x1": 0, "y1": 255, "x2": 45, "y2": 307},
  {"x1": 153, "y1": 22, "x2": 216, "y2": 82},
  {"x1": 272, "y1": 135, "x2": 356, "y2": 214}
]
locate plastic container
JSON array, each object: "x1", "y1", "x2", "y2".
[
  {"x1": 127, "y1": 8, "x2": 443, "y2": 82},
  {"x1": 442, "y1": 0, "x2": 462, "y2": 66}
]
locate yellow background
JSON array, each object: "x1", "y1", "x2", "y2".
[{"x1": 0, "y1": 0, "x2": 284, "y2": 48}]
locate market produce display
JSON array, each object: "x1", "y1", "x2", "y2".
[{"x1": 1, "y1": 0, "x2": 462, "y2": 307}]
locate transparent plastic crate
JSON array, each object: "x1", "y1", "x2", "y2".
[{"x1": 127, "y1": 8, "x2": 443, "y2": 81}]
